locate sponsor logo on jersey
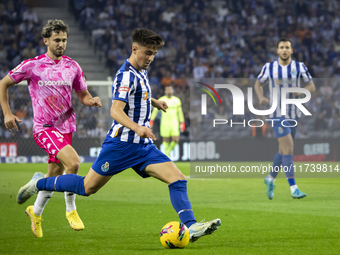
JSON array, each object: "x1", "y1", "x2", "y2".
[
  {"x1": 38, "y1": 80, "x2": 72, "y2": 87},
  {"x1": 118, "y1": 87, "x2": 130, "y2": 92}
]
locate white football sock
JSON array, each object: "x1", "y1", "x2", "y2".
[
  {"x1": 65, "y1": 192, "x2": 77, "y2": 212},
  {"x1": 63, "y1": 171, "x2": 77, "y2": 212},
  {"x1": 267, "y1": 175, "x2": 275, "y2": 182},
  {"x1": 33, "y1": 190, "x2": 54, "y2": 216},
  {"x1": 290, "y1": 185, "x2": 298, "y2": 193}
]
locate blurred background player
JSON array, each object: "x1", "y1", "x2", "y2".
[
  {"x1": 254, "y1": 38, "x2": 315, "y2": 200},
  {"x1": 150, "y1": 85, "x2": 185, "y2": 156},
  {"x1": 0, "y1": 19, "x2": 101, "y2": 237}
]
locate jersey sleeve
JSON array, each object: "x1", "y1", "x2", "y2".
[
  {"x1": 73, "y1": 62, "x2": 88, "y2": 93},
  {"x1": 257, "y1": 63, "x2": 269, "y2": 83},
  {"x1": 177, "y1": 98, "x2": 184, "y2": 123},
  {"x1": 112, "y1": 71, "x2": 134, "y2": 103},
  {"x1": 8, "y1": 59, "x2": 33, "y2": 83},
  {"x1": 300, "y1": 62, "x2": 312, "y2": 83},
  {"x1": 150, "y1": 106, "x2": 159, "y2": 121}
]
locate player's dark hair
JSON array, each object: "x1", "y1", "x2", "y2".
[
  {"x1": 41, "y1": 19, "x2": 69, "y2": 38},
  {"x1": 132, "y1": 28, "x2": 164, "y2": 49},
  {"x1": 277, "y1": 38, "x2": 293, "y2": 48}
]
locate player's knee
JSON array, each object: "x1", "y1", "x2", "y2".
[
  {"x1": 284, "y1": 145, "x2": 294, "y2": 155},
  {"x1": 84, "y1": 185, "x2": 99, "y2": 196},
  {"x1": 47, "y1": 168, "x2": 63, "y2": 177},
  {"x1": 164, "y1": 170, "x2": 186, "y2": 185},
  {"x1": 65, "y1": 161, "x2": 80, "y2": 174},
  {"x1": 174, "y1": 171, "x2": 186, "y2": 182}
]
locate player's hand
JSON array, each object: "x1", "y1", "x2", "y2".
[
  {"x1": 180, "y1": 122, "x2": 185, "y2": 132},
  {"x1": 4, "y1": 114, "x2": 22, "y2": 132},
  {"x1": 136, "y1": 126, "x2": 156, "y2": 141},
  {"x1": 89, "y1": 97, "x2": 102, "y2": 107},
  {"x1": 259, "y1": 97, "x2": 269, "y2": 106},
  {"x1": 152, "y1": 99, "x2": 168, "y2": 112}
]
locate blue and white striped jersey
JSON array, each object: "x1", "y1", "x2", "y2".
[
  {"x1": 106, "y1": 60, "x2": 153, "y2": 144},
  {"x1": 257, "y1": 59, "x2": 312, "y2": 119}
]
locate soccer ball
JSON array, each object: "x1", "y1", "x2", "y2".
[{"x1": 159, "y1": 221, "x2": 190, "y2": 249}]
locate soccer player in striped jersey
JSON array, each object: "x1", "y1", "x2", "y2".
[
  {"x1": 150, "y1": 85, "x2": 185, "y2": 156},
  {"x1": 0, "y1": 20, "x2": 102, "y2": 237},
  {"x1": 254, "y1": 38, "x2": 315, "y2": 199},
  {"x1": 17, "y1": 28, "x2": 221, "y2": 242}
]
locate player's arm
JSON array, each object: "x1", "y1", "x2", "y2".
[
  {"x1": 151, "y1": 98, "x2": 168, "y2": 112},
  {"x1": 110, "y1": 100, "x2": 156, "y2": 140},
  {"x1": 76, "y1": 90, "x2": 102, "y2": 107},
  {"x1": 0, "y1": 75, "x2": 22, "y2": 132},
  {"x1": 293, "y1": 80, "x2": 316, "y2": 98},
  {"x1": 177, "y1": 102, "x2": 185, "y2": 132},
  {"x1": 150, "y1": 106, "x2": 159, "y2": 128},
  {"x1": 303, "y1": 80, "x2": 316, "y2": 93},
  {"x1": 254, "y1": 79, "x2": 269, "y2": 106}
]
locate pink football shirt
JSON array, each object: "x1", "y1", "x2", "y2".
[{"x1": 8, "y1": 54, "x2": 87, "y2": 134}]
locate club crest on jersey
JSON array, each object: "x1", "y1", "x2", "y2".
[
  {"x1": 291, "y1": 69, "x2": 297, "y2": 75},
  {"x1": 278, "y1": 127, "x2": 284, "y2": 134},
  {"x1": 101, "y1": 162, "x2": 110, "y2": 172},
  {"x1": 141, "y1": 81, "x2": 145, "y2": 86}
]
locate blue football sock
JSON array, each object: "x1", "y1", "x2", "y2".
[
  {"x1": 168, "y1": 180, "x2": 196, "y2": 228},
  {"x1": 36, "y1": 174, "x2": 88, "y2": 196},
  {"x1": 282, "y1": 155, "x2": 296, "y2": 185},
  {"x1": 270, "y1": 151, "x2": 282, "y2": 179}
]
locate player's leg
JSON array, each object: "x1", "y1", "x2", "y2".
[
  {"x1": 26, "y1": 162, "x2": 63, "y2": 237},
  {"x1": 33, "y1": 162, "x2": 63, "y2": 216},
  {"x1": 141, "y1": 146, "x2": 221, "y2": 242},
  {"x1": 33, "y1": 129, "x2": 81, "y2": 216},
  {"x1": 160, "y1": 123, "x2": 171, "y2": 156},
  {"x1": 18, "y1": 139, "x2": 128, "y2": 203},
  {"x1": 144, "y1": 161, "x2": 196, "y2": 224},
  {"x1": 54, "y1": 137, "x2": 87, "y2": 230},
  {"x1": 166, "y1": 124, "x2": 180, "y2": 156},
  {"x1": 162, "y1": 137, "x2": 170, "y2": 156},
  {"x1": 168, "y1": 135, "x2": 179, "y2": 155},
  {"x1": 264, "y1": 150, "x2": 282, "y2": 199},
  {"x1": 278, "y1": 132, "x2": 306, "y2": 198},
  {"x1": 83, "y1": 168, "x2": 113, "y2": 195},
  {"x1": 18, "y1": 167, "x2": 111, "y2": 203}
]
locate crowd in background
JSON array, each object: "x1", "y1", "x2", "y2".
[{"x1": 1, "y1": 0, "x2": 340, "y2": 140}]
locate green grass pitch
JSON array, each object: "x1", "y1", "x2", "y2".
[{"x1": 0, "y1": 162, "x2": 339, "y2": 255}]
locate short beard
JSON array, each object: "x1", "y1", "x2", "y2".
[
  {"x1": 280, "y1": 56, "x2": 289, "y2": 61},
  {"x1": 51, "y1": 49, "x2": 64, "y2": 58}
]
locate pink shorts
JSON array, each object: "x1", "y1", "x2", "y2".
[{"x1": 34, "y1": 128, "x2": 73, "y2": 164}]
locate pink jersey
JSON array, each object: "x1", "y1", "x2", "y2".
[{"x1": 8, "y1": 54, "x2": 87, "y2": 134}]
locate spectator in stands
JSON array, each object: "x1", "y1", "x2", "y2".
[
  {"x1": 6, "y1": 42, "x2": 21, "y2": 68},
  {"x1": 23, "y1": 7, "x2": 39, "y2": 24},
  {"x1": 22, "y1": 42, "x2": 36, "y2": 60},
  {"x1": 160, "y1": 70, "x2": 175, "y2": 88}
]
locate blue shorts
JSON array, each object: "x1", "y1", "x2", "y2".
[
  {"x1": 92, "y1": 139, "x2": 171, "y2": 177},
  {"x1": 271, "y1": 118, "x2": 297, "y2": 139}
]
